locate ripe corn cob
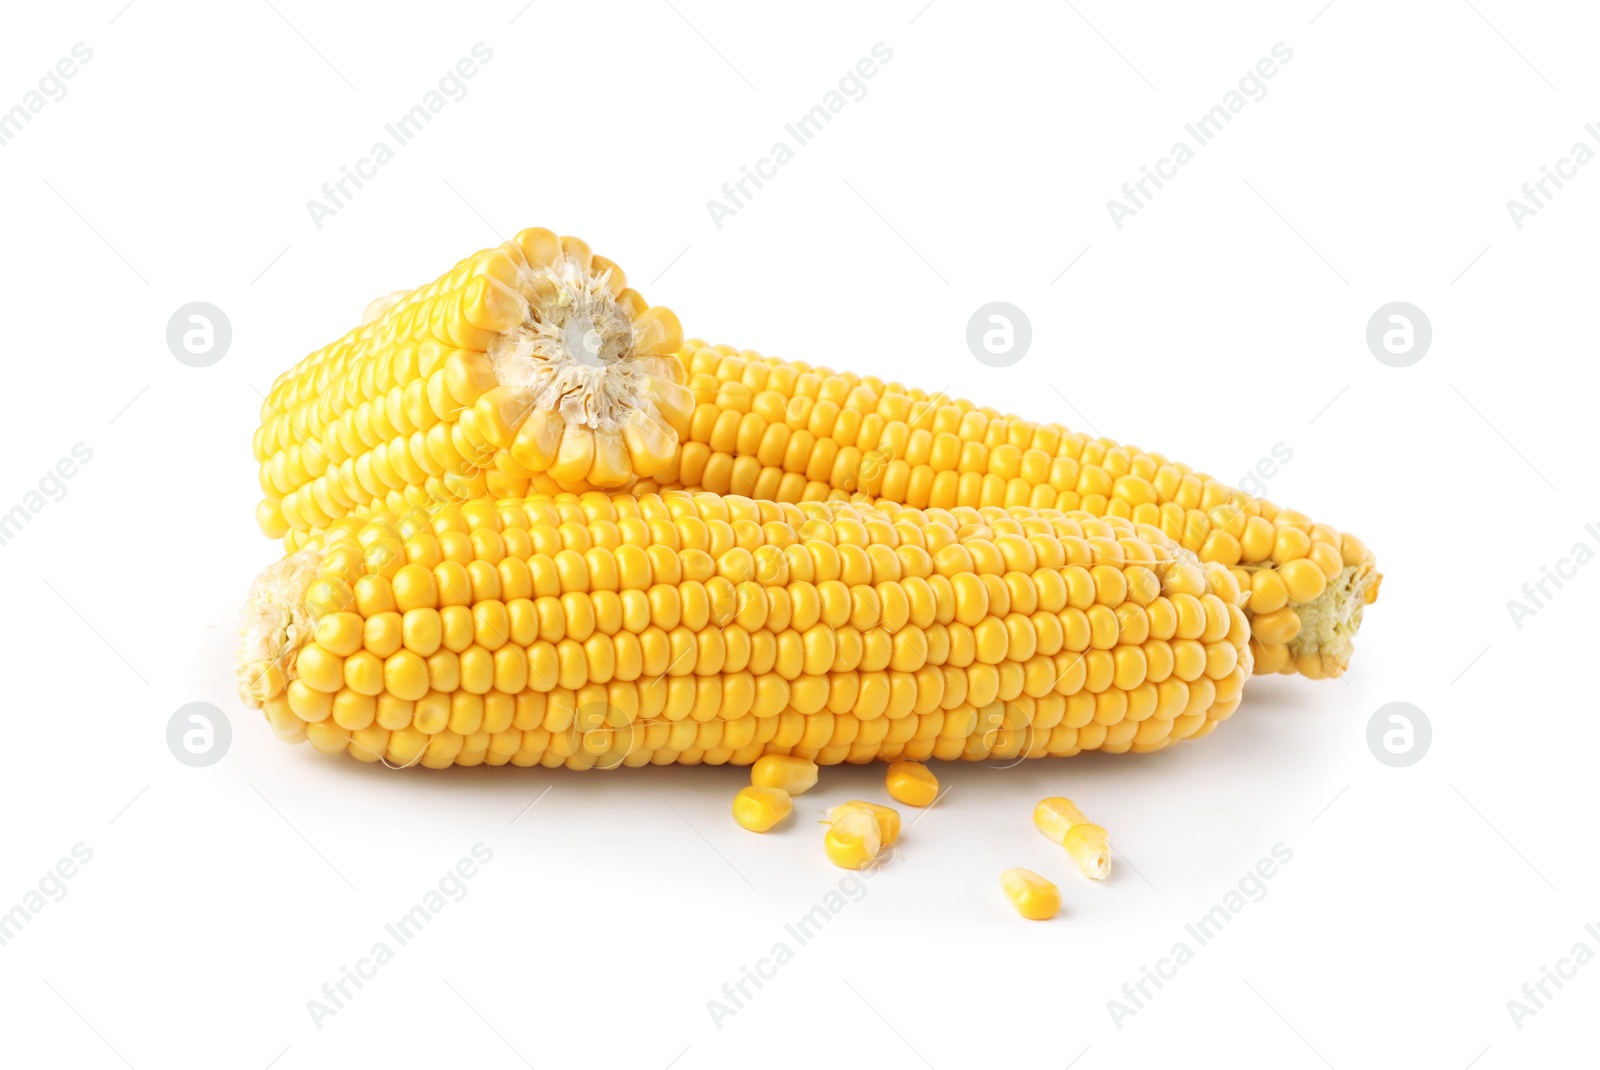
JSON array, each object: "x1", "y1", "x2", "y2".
[
  {"x1": 253, "y1": 227, "x2": 1376, "y2": 679},
  {"x1": 251, "y1": 228, "x2": 693, "y2": 549},
  {"x1": 635, "y1": 341, "x2": 1380, "y2": 680},
  {"x1": 236, "y1": 492, "x2": 1252, "y2": 770}
]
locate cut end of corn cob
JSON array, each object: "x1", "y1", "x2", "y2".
[
  {"x1": 255, "y1": 227, "x2": 691, "y2": 548},
  {"x1": 1280, "y1": 562, "x2": 1382, "y2": 679},
  {"x1": 236, "y1": 551, "x2": 320, "y2": 711},
  {"x1": 487, "y1": 230, "x2": 689, "y2": 490}
]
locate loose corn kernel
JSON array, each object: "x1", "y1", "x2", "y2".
[
  {"x1": 824, "y1": 810, "x2": 882, "y2": 870},
  {"x1": 254, "y1": 229, "x2": 686, "y2": 547},
  {"x1": 1000, "y1": 867, "x2": 1061, "y2": 920},
  {"x1": 828, "y1": 800, "x2": 900, "y2": 847},
  {"x1": 1033, "y1": 797, "x2": 1110, "y2": 880},
  {"x1": 733, "y1": 785, "x2": 793, "y2": 832},
  {"x1": 751, "y1": 754, "x2": 819, "y2": 795},
  {"x1": 270, "y1": 243, "x2": 1383, "y2": 676},
  {"x1": 885, "y1": 760, "x2": 939, "y2": 807}
]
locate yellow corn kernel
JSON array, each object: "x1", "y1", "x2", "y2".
[
  {"x1": 751, "y1": 754, "x2": 819, "y2": 795},
  {"x1": 824, "y1": 810, "x2": 882, "y2": 870},
  {"x1": 732, "y1": 785, "x2": 793, "y2": 832},
  {"x1": 1000, "y1": 867, "x2": 1061, "y2": 920},
  {"x1": 885, "y1": 760, "x2": 939, "y2": 807},
  {"x1": 1279, "y1": 557, "x2": 1327, "y2": 603},
  {"x1": 827, "y1": 800, "x2": 900, "y2": 847},
  {"x1": 1033, "y1": 797, "x2": 1110, "y2": 880}
]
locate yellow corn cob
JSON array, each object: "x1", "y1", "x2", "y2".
[
  {"x1": 235, "y1": 491, "x2": 1252, "y2": 770},
  {"x1": 733, "y1": 785, "x2": 792, "y2": 832},
  {"x1": 253, "y1": 225, "x2": 1376, "y2": 679},
  {"x1": 251, "y1": 228, "x2": 692, "y2": 549},
  {"x1": 635, "y1": 340, "x2": 1380, "y2": 680}
]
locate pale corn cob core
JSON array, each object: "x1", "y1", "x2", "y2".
[
  {"x1": 252, "y1": 227, "x2": 692, "y2": 550},
  {"x1": 483, "y1": 248, "x2": 691, "y2": 489},
  {"x1": 631, "y1": 340, "x2": 1381, "y2": 679},
  {"x1": 235, "y1": 492, "x2": 1253, "y2": 769}
]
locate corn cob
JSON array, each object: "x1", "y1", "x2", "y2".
[
  {"x1": 236, "y1": 492, "x2": 1252, "y2": 770},
  {"x1": 251, "y1": 228, "x2": 692, "y2": 549},
  {"x1": 253, "y1": 226, "x2": 1375, "y2": 679},
  {"x1": 636, "y1": 341, "x2": 1380, "y2": 680}
]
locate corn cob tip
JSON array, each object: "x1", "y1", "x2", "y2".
[
  {"x1": 1282, "y1": 562, "x2": 1381, "y2": 679},
  {"x1": 236, "y1": 550, "x2": 321, "y2": 709},
  {"x1": 484, "y1": 231, "x2": 690, "y2": 490}
]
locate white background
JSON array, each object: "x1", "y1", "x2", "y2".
[{"x1": 0, "y1": 1, "x2": 1593, "y2": 1067}]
